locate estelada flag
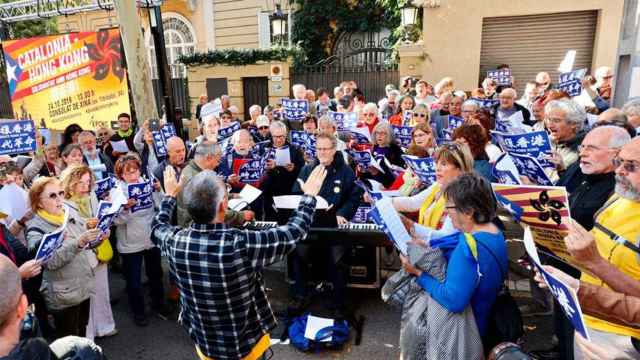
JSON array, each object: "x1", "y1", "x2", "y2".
[{"x1": 492, "y1": 183, "x2": 574, "y2": 264}]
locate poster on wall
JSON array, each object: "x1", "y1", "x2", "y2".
[{"x1": 2, "y1": 28, "x2": 131, "y2": 130}]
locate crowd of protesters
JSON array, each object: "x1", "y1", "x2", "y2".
[{"x1": 0, "y1": 62, "x2": 639, "y2": 360}]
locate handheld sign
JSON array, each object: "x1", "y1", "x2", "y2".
[
  {"x1": 127, "y1": 180, "x2": 154, "y2": 213},
  {"x1": 492, "y1": 183, "x2": 573, "y2": 263},
  {"x1": 391, "y1": 125, "x2": 413, "y2": 148},
  {"x1": 94, "y1": 176, "x2": 116, "y2": 199},
  {"x1": 217, "y1": 122, "x2": 240, "y2": 142},
  {"x1": 487, "y1": 68, "x2": 512, "y2": 86},
  {"x1": 558, "y1": 68, "x2": 587, "y2": 97},
  {"x1": 402, "y1": 110, "x2": 413, "y2": 126},
  {"x1": 0, "y1": 120, "x2": 36, "y2": 156},
  {"x1": 509, "y1": 153, "x2": 553, "y2": 186},
  {"x1": 471, "y1": 98, "x2": 499, "y2": 109},
  {"x1": 492, "y1": 153, "x2": 522, "y2": 185},
  {"x1": 291, "y1": 130, "x2": 316, "y2": 159},
  {"x1": 523, "y1": 227, "x2": 590, "y2": 340},
  {"x1": 443, "y1": 115, "x2": 464, "y2": 140},
  {"x1": 34, "y1": 206, "x2": 70, "y2": 264},
  {"x1": 238, "y1": 159, "x2": 265, "y2": 184},
  {"x1": 282, "y1": 99, "x2": 309, "y2": 121},
  {"x1": 85, "y1": 200, "x2": 121, "y2": 249},
  {"x1": 339, "y1": 127, "x2": 371, "y2": 145},
  {"x1": 352, "y1": 205, "x2": 372, "y2": 224},
  {"x1": 401, "y1": 155, "x2": 437, "y2": 186},
  {"x1": 328, "y1": 111, "x2": 357, "y2": 130},
  {"x1": 492, "y1": 130, "x2": 553, "y2": 169},
  {"x1": 200, "y1": 98, "x2": 222, "y2": 119}
]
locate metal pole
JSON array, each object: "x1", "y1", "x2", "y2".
[
  {"x1": 113, "y1": 0, "x2": 158, "y2": 128},
  {"x1": 148, "y1": 5, "x2": 182, "y2": 138}
]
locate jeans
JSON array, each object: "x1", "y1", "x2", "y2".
[
  {"x1": 51, "y1": 298, "x2": 91, "y2": 338},
  {"x1": 120, "y1": 247, "x2": 165, "y2": 317}
]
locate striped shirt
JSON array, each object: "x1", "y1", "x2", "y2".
[{"x1": 151, "y1": 195, "x2": 316, "y2": 359}]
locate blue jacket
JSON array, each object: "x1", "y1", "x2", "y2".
[
  {"x1": 416, "y1": 231, "x2": 507, "y2": 336},
  {"x1": 293, "y1": 154, "x2": 362, "y2": 220}
]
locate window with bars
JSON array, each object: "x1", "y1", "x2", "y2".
[{"x1": 147, "y1": 15, "x2": 196, "y2": 79}]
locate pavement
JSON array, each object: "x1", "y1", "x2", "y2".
[{"x1": 95, "y1": 260, "x2": 554, "y2": 360}]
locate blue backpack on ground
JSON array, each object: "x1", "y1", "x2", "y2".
[{"x1": 288, "y1": 313, "x2": 350, "y2": 351}]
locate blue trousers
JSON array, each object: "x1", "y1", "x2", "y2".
[{"x1": 120, "y1": 247, "x2": 165, "y2": 317}]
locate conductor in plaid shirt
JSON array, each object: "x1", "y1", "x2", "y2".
[{"x1": 151, "y1": 164, "x2": 327, "y2": 360}]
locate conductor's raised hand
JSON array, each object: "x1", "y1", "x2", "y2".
[{"x1": 301, "y1": 165, "x2": 327, "y2": 197}]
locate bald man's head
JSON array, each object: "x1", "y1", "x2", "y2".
[
  {"x1": 166, "y1": 136, "x2": 186, "y2": 167},
  {"x1": 598, "y1": 108, "x2": 627, "y2": 124},
  {"x1": 0, "y1": 254, "x2": 21, "y2": 329}
]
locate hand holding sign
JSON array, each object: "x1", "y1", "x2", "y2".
[{"x1": 534, "y1": 265, "x2": 579, "y2": 292}]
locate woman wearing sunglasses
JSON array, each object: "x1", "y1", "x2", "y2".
[
  {"x1": 392, "y1": 142, "x2": 474, "y2": 240},
  {"x1": 25, "y1": 176, "x2": 101, "y2": 338}
]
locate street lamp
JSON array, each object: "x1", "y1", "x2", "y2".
[
  {"x1": 269, "y1": 3, "x2": 288, "y2": 46},
  {"x1": 400, "y1": 2, "x2": 419, "y2": 28}
]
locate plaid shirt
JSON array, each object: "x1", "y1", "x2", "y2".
[{"x1": 151, "y1": 195, "x2": 317, "y2": 359}]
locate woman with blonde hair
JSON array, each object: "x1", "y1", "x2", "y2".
[
  {"x1": 61, "y1": 164, "x2": 117, "y2": 340},
  {"x1": 399, "y1": 123, "x2": 437, "y2": 196},
  {"x1": 25, "y1": 176, "x2": 102, "y2": 338}
]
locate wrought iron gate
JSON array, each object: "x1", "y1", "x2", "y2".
[{"x1": 291, "y1": 31, "x2": 398, "y2": 103}]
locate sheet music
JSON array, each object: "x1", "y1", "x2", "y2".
[
  {"x1": 273, "y1": 195, "x2": 330, "y2": 210},
  {"x1": 228, "y1": 185, "x2": 262, "y2": 211},
  {"x1": 374, "y1": 197, "x2": 411, "y2": 255},
  {"x1": 275, "y1": 147, "x2": 291, "y2": 166},
  {"x1": 109, "y1": 140, "x2": 130, "y2": 153}
]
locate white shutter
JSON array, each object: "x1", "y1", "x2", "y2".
[{"x1": 258, "y1": 12, "x2": 271, "y2": 49}]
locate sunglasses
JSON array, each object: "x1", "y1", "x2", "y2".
[
  {"x1": 44, "y1": 191, "x2": 65, "y2": 200},
  {"x1": 613, "y1": 157, "x2": 639, "y2": 173},
  {"x1": 259, "y1": 126, "x2": 269, "y2": 130},
  {"x1": 413, "y1": 113, "x2": 427, "y2": 117}
]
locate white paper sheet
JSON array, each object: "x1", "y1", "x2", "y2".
[
  {"x1": 228, "y1": 185, "x2": 262, "y2": 211},
  {"x1": 109, "y1": 140, "x2": 130, "y2": 153},
  {"x1": 351, "y1": 126, "x2": 371, "y2": 141},
  {"x1": 0, "y1": 183, "x2": 29, "y2": 222},
  {"x1": 304, "y1": 315, "x2": 334, "y2": 342},
  {"x1": 374, "y1": 197, "x2": 411, "y2": 255},
  {"x1": 273, "y1": 195, "x2": 329, "y2": 210},
  {"x1": 275, "y1": 148, "x2": 291, "y2": 166},
  {"x1": 523, "y1": 226, "x2": 541, "y2": 265}
]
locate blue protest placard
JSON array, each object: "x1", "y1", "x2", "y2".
[
  {"x1": 282, "y1": 98, "x2": 309, "y2": 121},
  {"x1": 328, "y1": 111, "x2": 357, "y2": 130},
  {"x1": 152, "y1": 131, "x2": 167, "y2": 157},
  {"x1": 291, "y1": 131, "x2": 317, "y2": 159},
  {"x1": 238, "y1": 159, "x2": 265, "y2": 184},
  {"x1": 352, "y1": 205, "x2": 372, "y2": 223},
  {"x1": 487, "y1": 68, "x2": 512, "y2": 86},
  {"x1": 94, "y1": 176, "x2": 116, "y2": 199},
  {"x1": 401, "y1": 155, "x2": 437, "y2": 186},
  {"x1": 443, "y1": 115, "x2": 464, "y2": 140},
  {"x1": 347, "y1": 149, "x2": 375, "y2": 169},
  {"x1": 558, "y1": 68, "x2": 587, "y2": 97},
  {"x1": 392, "y1": 125, "x2": 413, "y2": 148},
  {"x1": 218, "y1": 122, "x2": 241, "y2": 142},
  {"x1": 34, "y1": 206, "x2": 69, "y2": 264},
  {"x1": 85, "y1": 201, "x2": 121, "y2": 249},
  {"x1": 0, "y1": 120, "x2": 36, "y2": 156},
  {"x1": 492, "y1": 130, "x2": 553, "y2": 168},
  {"x1": 161, "y1": 124, "x2": 176, "y2": 139},
  {"x1": 470, "y1": 98, "x2": 499, "y2": 109},
  {"x1": 127, "y1": 180, "x2": 154, "y2": 213},
  {"x1": 402, "y1": 110, "x2": 413, "y2": 126},
  {"x1": 339, "y1": 128, "x2": 371, "y2": 145},
  {"x1": 509, "y1": 153, "x2": 553, "y2": 186},
  {"x1": 492, "y1": 153, "x2": 522, "y2": 185}
]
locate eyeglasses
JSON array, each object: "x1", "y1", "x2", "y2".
[
  {"x1": 613, "y1": 157, "x2": 639, "y2": 173},
  {"x1": 445, "y1": 205, "x2": 458, "y2": 211},
  {"x1": 259, "y1": 126, "x2": 269, "y2": 130},
  {"x1": 44, "y1": 191, "x2": 65, "y2": 200},
  {"x1": 272, "y1": 135, "x2": 286, "y2": 139}
]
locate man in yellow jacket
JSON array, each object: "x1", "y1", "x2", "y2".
[{"x1": 564, "y1": 136, "x2": 640, "y2": 359}]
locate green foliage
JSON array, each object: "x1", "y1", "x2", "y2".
[
  {"x1": 289, "y1": 0, "x2": 404, "y2": 65},
  {"x1": 178, "y1": 47, "x2": 302, "y2": 67},
  {"x1": 0, "y1": 0, "x2": 58, "y2": 39}
]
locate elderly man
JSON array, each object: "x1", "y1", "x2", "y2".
[
  {"x1": 492, "y1": 88, "x2": 533, "y2": 126},
  {"x1": 252, "y1": 115, "x2": 271, "y2": 143},
  {"x1": 152, "y1": 162, "x2": 326, "y2": 360},
  {"x1": 623, "y1": 97, "x2": 640, "y2": 135},
  {"x1": 379, "y1": 89, "x2": 400, "y2": 121},
  {"x1": 537, "y1": 136, "x2": 640, "y2": 359},
  {"x1": 546, "y1": 99, "x2": 587, "y2": 175},
  {"x1": 536, "y1": 71, "x2": 553, "y2": 93},
  {"x1": 177, "y1": 141, "x2": 253, "y2": 228},
  {"x1": 261, "y1": 121, "x2": 305, "y2": 220},
  {"x1": 289, "y1": 133, "x2": 363, "y2": 314},
  {"x1": 243, "y1": 104, "x2": 262, "y2": 128},
  {"x1": 0, "y1": 254, "x2": 104, "y2": 359},
  {"x1": 461, "y1": 100, "x2": 479, "y2": 123},
  {"x1": 430, "y1": 92, "x2": 453, "y2": 139},
  {"x1": 218, "y1": 129, "x2": 259, "y2": 190},
  {"x1": 152, "y1": 136, "x2": 187, "y2": 192},
  {"x1": 79, "y1": 131, "x2": 113, "y2": 180}
]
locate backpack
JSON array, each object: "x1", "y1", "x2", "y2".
[{"x1": 288, "y1": 313, "x2": 350, "y2": 352}]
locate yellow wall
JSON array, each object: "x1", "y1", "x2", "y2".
[
  {"x1": 186, "y1": 61, "x2": 291, "y2": 119},
  {"x1": 420, "y1": 0, "x2": 624, "y2": 90},
  {"x1": 214, "y1": 0, "x2": 262, "y2": 49}
]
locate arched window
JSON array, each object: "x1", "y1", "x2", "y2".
[{"x1": 147, "y1": 12, "x2": 196, "y2": 79}]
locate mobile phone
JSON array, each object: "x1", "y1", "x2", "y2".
[{"x1": 149, "y1": 118, "x2": 160, "y2": 132}]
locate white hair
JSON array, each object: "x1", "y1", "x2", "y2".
[
  {"x1": 201, "y1": 114, "x2": 220, "y2": 127},
  {"x1": 292, "y1": 84, "x2": 306, "y2": 93},
  {"x1": 231, "y1": 129, "x2": 251, "y2": 145},
  {"x1": 249, "y1": 104, "x2": 262, "y2": 114},
  {"x1": 269, "y1": 120, "x2": 288, "y2": 134},
  {"x1": 362, "y1": 102, "x2": 378, "y2": 114},
  {"x1": 595, "y1": 66, "x2": 613, "y2": 81},
  {"x1": 318, "y1": 115, "x2": 336, "y2": 130},
  {"x1": 622, "y1": 97, "x2": 640, "y2": 117},
  {"x1": 500, "y1": 88, "x2": 517, "y2": 99},
  {"x1": 461, "y1": 100, "x2": 479, "y2": 111},
  {"x1": 545, "y1": 99, "x2": 586, "y2": 132}
]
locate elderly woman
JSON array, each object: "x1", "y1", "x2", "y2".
[
  {"x1": 61, "y1": 144, "x2": 84, "y2": 170},
  {"x1": 23, "y1": 140, "x2": 63, "y2": 184},
  {"x1": 461, "y1": 100, "x2": 479, "y2": 123},
  {"x1": 399, "y1": 123, "x2": 437, "y2": 197},
  {"x1": 399, "y1": 173, "x2": 508, "y2": 358},
  {"x1": 357, "y1": 102, "x2": 381, "y2": 134},
  {"x1": 372, "y1": 122, "x2": 405, "y2": 168},
  {"x1": 25, "y1": 176, "x2": 101, "y2": 338},
  {"x1": 389, "y1": 95, "x2": 416, "y2": 126},
  {"x1": 545, "y1": 98, "x2": 587, "y2": 176},
  {"x1": 452, "y1": 124, "x2": 495, "y2": 182},
  {"x1": 61, "y1": 164, "x2": 116, "y2": 340},
  {"x1": 392, "y1": 142, "x2": 474, "y2": 237},
  {"x1": 113, "y1": 154, "x2": 168, "y2": 327}
]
